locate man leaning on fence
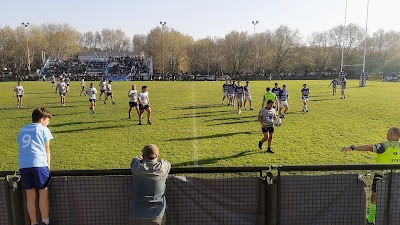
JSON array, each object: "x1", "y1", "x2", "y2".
[
  {"x1": 342, "y1": 126, "x2": 400, "y2": 225},
  {"x1": 129, "y1": 144, "x2": 171, "y2": 225}
]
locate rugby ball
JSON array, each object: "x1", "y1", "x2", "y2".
[{"x1": 273, "y1": 118, "x2": 282, "y2": 126}]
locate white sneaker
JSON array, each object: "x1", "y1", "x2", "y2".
[{"x1": 238, "y1": 110, "x2": 241, "y2": 114}]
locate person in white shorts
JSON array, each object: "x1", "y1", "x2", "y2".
[
  {"x1": 278, "y1": 84, "x2": 289, "y2": 118},
  {"x1": 301, "y1": 84, "x2": 310, "y2": 112},
  {"x1": 234, "y1": 81, "x2": 244, "y2": 114},
  {"x1": 99, "y1": 79, "x2": 107, "y2": 100},
  {"x1": 104, "y1": 80, "x2": 115, "y2": 104},
  {"x1": 138, "y1": 86, "x2": 152, "y2": 125},
  {"x1": 128, "y1": 84, "x2": 139, "y2": 120},
  {"x1": 13, "y1": 81, "x2": 24, "y2": 108},
  {"x1": 86, "y1": 83, "x2": 98, "y2": 113},
  {"x1": 55, "y1": 78, "x2": 67, "y2": 106},
  {"x1": 80, "y1": 77, "x2": 86, "y2": 96},
  {"x1": 221, "y1": 80, "x2": 229, "y2": 105}
]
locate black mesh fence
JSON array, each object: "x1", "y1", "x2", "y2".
[
  {"x1": 1, "y1": 165, "x2": 400, "y2": 225},
  {"x1": 0, "y1": 178, "x2": 10, "y2": 225}
]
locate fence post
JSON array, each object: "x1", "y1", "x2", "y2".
[
  {"x1": 264, "y1": 171, "x2": 275, "y2": 225},
  {"x1": 7, "y1": 174, "x2": 25, "y2": 225},
  {"x1": 385, "y1": 170, "x2": 393, "y2": 225}
]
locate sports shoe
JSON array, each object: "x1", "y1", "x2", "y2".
[
  {"x1": 266, "y1": 149, "x2": 275, "y2": 154},
  {"x1": 258, "y1": 141, "x2": 263, "y2": 150},
  {"x1": 244, "y1": 107, "x2": 247, "y2": 110},
  {"x1": 306, "y1": 110, "x2": 308, "y2": 112},
  {"x1": 138, "y1": 121, "x2": 142, "y2": 125},
  {"x1": 112, "y1": 102, "x2": 115, "y2": 105},
  {"x1": 365, "y1": 219, "x2": 375, "y2": 225},
  {"x1": 250, "y1": 107, "x2": 254, "y2": 110},
  {"x1": 238, "y1": 110, "x2": 241, "y2": 114},
  {"x1": 104, "y1": 101, "x2": 106, "y2": 104},
  {"x1": 147, "y1": 120, "x2": 152, "y2": 125}
]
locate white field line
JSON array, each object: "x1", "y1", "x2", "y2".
[{"x1": 192, "y1": 81, "x2": 199, "y2": 166}]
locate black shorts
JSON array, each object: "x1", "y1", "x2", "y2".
[
  {"x1": 51, "y1": 82, "x2": 55, "y2": 84},
  {"x1": 139, "y1": 104, "x2": 150, "y2": 110},
  {"x1": 106, "y1": 92, "x2": 113, "y2": 96},
  {"x1": 66, "y1": 84, "x2": 70, "y2": 87},
  {"x1": 100, "y1": 90, "x2": 106, "y2": 93},
  {"x1": 89, "y1": 99, "x2": 96, "y2": 103},
  {"x1": 372, "y1": 173, "x2": 383, "y2": 192},
  {"x1": 16, "y1": 95, "x2": 23, "y2": 98},
  {"x1": 262, "y1": 126, "x2": 274, "y2": 134},
  {"x1": 129, "y1": 102, "x2": 138, "y2": 107},
  {"x1": 59, "y1": 92, "x2": 66, "y2": 96}
]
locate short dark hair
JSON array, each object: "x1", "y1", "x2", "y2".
[
  {"x1": 142, "y1": 86, "x2": 147, "y2": 90},
  {"x1": 32, "y1": 107, "x2": 52, "y2": 123},
  {"x1": 266, "y1": 87, "x2": 271, "y2": 91},
  {"x1": 274, "y1": 83, "x2": 278, "y2": 85},
  {"x1": 267, "y1": 100, "x2": 274, "y2": 104}
]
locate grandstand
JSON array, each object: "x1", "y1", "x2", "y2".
[{"x1": 39, "y1": 50, "x2": 153, "y2": 81}]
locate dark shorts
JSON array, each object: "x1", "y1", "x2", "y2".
[
  {"x1": 262, "y1": 126, "x2": 274, "y2": 134},
  {"x1": 129, "y1": 102, "x2": 138, "y2": 107},
  {"x1": 372, "y1": 173, "x2": 383, "y2": 193},
  {"x1": 51, "y1": 82, "x2": 55, "y2": 84},
  {"x1": 139, "y1": 104, "x2": 150, "y2": 110},
  {"x1": 89, "y1": 99, "x2": 96, "y2": 103},
  {"x1": 60, "y1": 92, "x2": 66, "y2": 96},
  {"x1": 107, "y1": 92, "x2": 113, "y2": 96},
  {"x1": 66, "y1": 84, "x2": 70, "y2": 87},
  {"x1": 19, "y1": 167, "x2": 51, "y2": 190},
  {"x1": 16, "y1": 95, "x2": 22, "y2": 98},
  {"x1": 100, "y1": 90, "x2": 106, "y2": 93}
]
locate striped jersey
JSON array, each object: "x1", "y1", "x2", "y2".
[
  {"x1": 235, "y1": 86, "x2": 244, "y2": 97},
  {"x1": 301, "y1": 88, "x2": 309, "y2": 96},
  {"x1": 244, "y1": 85, "x2": 251, "y2": 95},
  {"x1": 279, "y1": 89, "x2": 289, "y2": 101},
  {"x1": 272, "y1": 87, "x2": 281, "y2": 96},
  {"x1": 259, "y1": 107, "x2": 276, "y2": 127}
]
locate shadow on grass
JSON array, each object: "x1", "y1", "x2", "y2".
[
  {"x1": 167, "y1": 131, "x2": 253, "y2": 141},
  {"x1": 52, "y1": 124, "x2": 130, "y2": 134},
  {"x1": 209, "y1": 119, "x2": 257, "y2": 126},
  {"x1": 173, "y1": 150, "x2": 260, "y2": 167},
  {"x1": 205, "y1": 115, "x2": 255, "y2": 122},
  {"x1": 309, "y1": 98, "x2": 339, "y2": 102}
]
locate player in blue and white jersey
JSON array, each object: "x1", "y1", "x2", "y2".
[
  {"x1": 227, "y1": 80, "x2": 235, "y2": 106},
  {"x1": 258, "y1": 100, "x2": 277, "y2": 153},
  {"x1": 341, "y1": 78, "x2": 347, "y2": 99},
  {"x1": 221, "y1": 80, "x2": 229, "y2": 105},
  {"x1": 328, "y1": 78, "x2": 338, "y2": 96},
  {"x1": 235, "y1": 81, "x2": 244, "y2": 114},
  {"x1": 278, "y1": 85, "x2": 289, "y2": 118},
  {"x1": 271, "y1": 83, "x2": 281, "y2": 115},
  {"x1": 55, "y1": 78, "x2": 67, "y2": 106},
  {"x1": 86, "y1": 83, "x2": 98, "y2": 113},
  {"x1": 243, "y1": 81, "x2": 253, "y2": 110},
  {"x1": 99, "y1": 79, "x2": 107, "y2": 100},
  {"x1": 301, "y1": 84, "x2": 310, "y2": 112},
  {"x1": 128, "y1": 84, "x2": 139, "y2": 120},
  {"x1": 13, "y1": 81, "x2": 24, "y2": 108}
]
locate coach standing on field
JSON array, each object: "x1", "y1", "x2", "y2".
[{"x1": 129, "y1": 144, "x2": 171, "y2": 225}]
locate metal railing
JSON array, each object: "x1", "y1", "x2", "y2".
[{"x1": 1, "y1": 164, "x2": 400, "y2": 225}]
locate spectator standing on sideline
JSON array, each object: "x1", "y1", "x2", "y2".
[
  {"x1": 342, "y1": 127, "x2": 400, "y2": 225},
  {"x1": 13, "y1": 81, "x2": 24, "y2": 108},
  {"x1": 17, "y1": 107, "x2": 53, "y2": 225},
  {"x1": 50, "y1": 75, "x2": 56, "y2": 89},
  {"x1": 129, "y1": 144, "x2": 171, "y2": 225}
]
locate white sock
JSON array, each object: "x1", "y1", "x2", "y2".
[{"x1": 42, "y1": 218, "x2": 50, "y2": 224}]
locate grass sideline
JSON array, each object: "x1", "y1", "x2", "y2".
[{"x1": 1, "y1": 79, "x2": 399, "y2": 171}]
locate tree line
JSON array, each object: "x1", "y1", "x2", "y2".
[{"x1": 0, "y1": 23, "x2": 399, "y2": 76}]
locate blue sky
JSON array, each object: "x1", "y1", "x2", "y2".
[{"x1": 1, "y1": 0, "x2": 398, "y2": 40}]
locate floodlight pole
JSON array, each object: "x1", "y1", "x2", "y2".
[
  {"x1": 160, "y1": 22, "x2": 167, "y2": 79},
  {"x1": 340, "y1": 0, "x2": 348, "y2": 73},
  {"x1": 252, "y1": 21, "x2": 259, "y2": 74},
  {"x1": 22, "y1": 22, "x2": 31, "y2": 76}
]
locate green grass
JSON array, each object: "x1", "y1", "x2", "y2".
[{"x1": 1, "y1": 79, "x2": 399, "y2": 171}]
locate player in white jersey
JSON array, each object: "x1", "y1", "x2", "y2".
[
  {"x1": 258, "y1": 100, "x2": 277, "y2": 153},
  {"x1": 55, "y1": 78, "x2": 67, "y2": 106},
  {"x1": 64, "y1": 77, "x2": 71, "y2": 92},
  {"x1": 128, "y1": 84, "x2": 139, "y2": 120},
  {"x1": 50, "y1": 75, "x2": 56, "y2": 89},
  {"x1": 104, "y1": 80, "x2": 115, "y2": 104},
  {"x1": 138, "y1": 86, "x2": 152, "y2": 125},
  {"x1": 235, "y1": 81, "x2": 244, "y2": 114},
  {"x1": 86, "y1": 83, "x2": 98, "y2": 113},
  {"x1": 243, "y1": 81, "x2": 253, "y2": 110},
  {"x1": 301, "y1": 84, "x2": 310, "y2": 112},
  {"x1": 13, "y1": 81, "x2": 24, "y2": 108},
  {"x1": 99, "y1": 79, "x2": 107, "y2": 100},
  {"x1": 328, "y1": 78, "x2": 338, "y2": 96},
  {"x1": 278, "y1": 85, "x2": 289, "y2": 118},
  {"x1": 80, "y1": 78, "x2": 86, "y2": 96}
]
